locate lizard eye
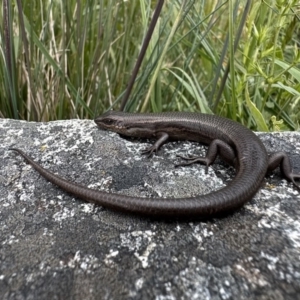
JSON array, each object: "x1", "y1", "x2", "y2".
[{"x1": 103, "y1": 118, "x2": 114, "y2": 125}]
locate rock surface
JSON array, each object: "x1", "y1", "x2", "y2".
[{"x1": 0, "y1": 118, "x2": 300, "y2": 300}]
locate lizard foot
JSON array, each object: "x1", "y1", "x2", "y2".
[{"x1": 175, "y1": 154, "x2": 210, "y2": 174}]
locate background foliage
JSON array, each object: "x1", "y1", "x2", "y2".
[{"x1": 0, "y1": 0, "x2": 300, "y2": 130}]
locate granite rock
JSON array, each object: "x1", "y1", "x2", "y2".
[{"x1": 0, "y1": 118, "x2": 300, "y2": 300}]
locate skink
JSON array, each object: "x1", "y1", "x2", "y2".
[{"x1": 10, "y1": 111, "x2": 300, "y2": 218}]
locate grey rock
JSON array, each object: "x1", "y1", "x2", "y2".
[{"x1": 0, "y1": 118, "x2": 300, "y2": 300}]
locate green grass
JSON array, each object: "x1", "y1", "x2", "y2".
[{"x1": 0, "y1": 0, "x2": 300, "y2": 131}]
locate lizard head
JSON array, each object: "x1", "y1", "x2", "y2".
[{"x1": 94, "y1": 111, "x2": 157, "y2": 138}]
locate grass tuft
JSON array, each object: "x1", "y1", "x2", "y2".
[{"x1": 0, "y1": 0, "x2": 299, "y2": 130}]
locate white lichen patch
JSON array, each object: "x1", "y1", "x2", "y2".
[
  {"x1": 2, "y1": 235, "x2": 19, "y2": 245},
  {"x1": 104, "y1": 249, "x2": 119, "y2": 267},
  {"x1": 120, "y1": 230, "x2": 157, "y2": 268},
  {"x1": 234, "y1": 264, "x2": 269, "y2": 288},
  {"x1": 80, "y1": 203, "x2": 94, "y2": 214},
  {"x1": 134, "y1": 242, "x2": 157, "y2": 268},
  {"x1": 189, "y1": 223, "x2": 215, "y2": 247},
  {"x1": 59, "y1": 251, "x2": 100, "y2": 274},
  {"x1": 258, "y1": 202, "x2": 300, "y2": 248},
  {"x1": 52, "y1": 206, "x2": 76, "y2": 222}
]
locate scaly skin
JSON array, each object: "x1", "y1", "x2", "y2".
[{"x1": 10, "y1": 111, "x2": 300, "y2": 218}]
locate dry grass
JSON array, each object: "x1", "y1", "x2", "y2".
[{"x1": 0, "y1": 0, "x2": 299, "y2": 130}]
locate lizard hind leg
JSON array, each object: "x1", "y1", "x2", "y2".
[
  {"x1": 268, "y1": 152, "x2": 300, "y2": 190},
  {"x1": 175, "y1": 139, "x2": 236, "y2": 174}
]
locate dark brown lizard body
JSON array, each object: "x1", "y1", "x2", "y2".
[{"x1": 10, "y1": 111, "x2": 300, "y2": 218}]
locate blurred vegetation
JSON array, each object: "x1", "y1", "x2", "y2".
[{"x1": 0, "y1": 0, "x2": 300, "y2": 131}]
